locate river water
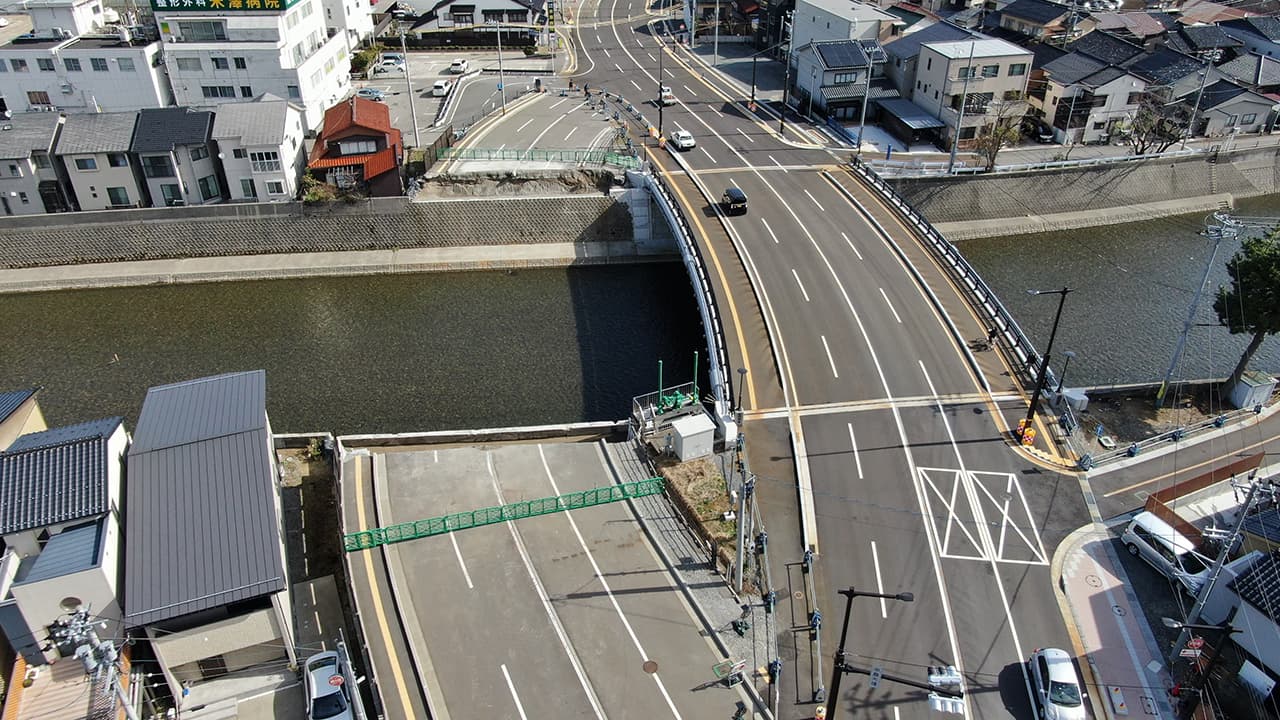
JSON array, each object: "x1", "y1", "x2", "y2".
[{"x1": 3, "y1": 196, "x2": 1278, "y2": 433}]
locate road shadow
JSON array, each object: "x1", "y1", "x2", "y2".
[{"x1": 998, "y1": 662, "x2": 1036, "y2": 720}]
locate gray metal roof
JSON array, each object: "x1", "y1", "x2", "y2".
[
  {"x1": 131, "y1": 107, "x2": 214, "y2": 154},
  {"x1": 15, "y1": 519, "x2": 104, "y2": 585},
  {"x1": 0, "y1": 387, "x2": 37, "y2": 424},
  {"x1": 212, "y1": 99, "x2": 291, "y2": 147},
  {"x1": 0, "y1": 416, "x2": 123, "y2": 536},
  {"x1": 0, "y1": 113, "x2": 62, "y2": 161},
  {"x1": 1223, "y1": 16, "x2": 1280, "y2": 44},
  {"x1": 1230, "y1": 549, "x2": 1280, "y2": 621},
  {"x1": 878, "y1": 98, "x2": 946, "y2": 129},
  {"x1": 884, "y1": 21, "x2": 975, "y2": 60},
  {"x1": 1043, "y1": 52, "x2": 1107, "y2": 85},
  {"x1": 124, "y1": 370, "x2": 285, "y2": 628},
  {"x1": 1000, "y1": 0, "x2": 1070, "y2": 26},
  {"x1": 1069, "y1": 30, "x2": 1145, "y2": 66},
  {"x1": 56, "y1": 112, "x2": 138, "y2": 155}
]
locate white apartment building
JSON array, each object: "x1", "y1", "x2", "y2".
[
  {"x1": 0, "y1": 112, "x2": 71, "y2": 215},
  {"x1": 791, "y1": 0, "x2": 899, "y2": 48},
  {"x1": 0, "y1": 0, "x2": 171, "y2": 114},
  {"x1": 213, "y1": 94, "x2": 307, "y2": 201},
  {"x1": 321, "y1": 0, "x2": 373, "y2": 51},
  {"x1": 914, "y1": 38, "x2": 1033, "y2": 148},
  {"x1": 155, "y1": 0, "x2": 353, "y2": 129}
]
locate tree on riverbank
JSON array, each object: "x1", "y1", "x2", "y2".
[
  {"x1": 1213, "y1": 229, "x2": 1280, "y2": 389},
  {"x1": 974, "y1": 99, "x2": 1028, "y2": 171},
  {"x1": 1125, "y1": 93, "x2": 1185, "y2": 156}
]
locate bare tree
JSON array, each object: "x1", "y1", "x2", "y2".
[
  {"x1": 1124, "y1": 92, "x2": 1186, "y2": 155},
  {"x1": 973, "y1": 99, "x2": 1029, "y2": 171}
]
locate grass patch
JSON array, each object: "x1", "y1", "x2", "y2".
[{"x1": 656, "y1": 456, "x2": 736, "y2": 545}]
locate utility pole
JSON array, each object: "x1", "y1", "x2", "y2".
[
  {"x1": 947, "y1": 41, "x2": 976, "y2": 174},
  {"x1": 494, "y1": 19, "x2": 507, "y2": 115},
  {"x1": 713, "y1": 0, "x2": 720, "y2": 66},
  {"x1": 50, "y1": 610, "x2": 141, "y2": 720},
  {"x1": 1019, "y1": 288, "x2": 1072, "y2": 440},
  {"x1": 779, "y1": 11, "x2": 793, "y2": 136},
  {"x1": 1181, "y1": 59, "x2": 1210, "y2": 150},
  {"x1": 1155, "y1": 214, "x2": 1230, "y2": 407},
  {"x1": 400, "y1": 32, "x2": 420, "y2": 147},
  {"x1": 855, "y1": 44, "x2": 871, "y2": 158}
]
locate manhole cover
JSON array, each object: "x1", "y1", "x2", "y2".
[
  {"x1": 643, "y1": 660, "x2": 659, "y2": 674},
  {"x1": 1086, "y1": 574, "x2": 1102, "y2": 588},
  {"x1": 793, "y1": 591, "x2": 804, "y2": 601}
]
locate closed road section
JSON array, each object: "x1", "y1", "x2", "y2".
[{"x1": 342, "y1": 439, "x2": 742, "y2": 719}]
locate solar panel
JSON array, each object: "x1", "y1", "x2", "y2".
[
  {"x1": 816, "y1": 41, "x2": 866, "y2": 69},
  {"x1": 1231, "y1": 550, "x2": 1280, "y2": 621}
]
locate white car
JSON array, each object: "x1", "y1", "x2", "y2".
[
  {"x1": 432, "y1": 79, "x2": 453, "y2": 96},
  {"x1": 1027, "y1": 648, "x2": 1086, "y2": 720},
  {"x1": 670, "y1": 130, "x2": 695, "y2": 150},
  {"x1": 449, "y1": 58, "x2": 469, "y2": 74},
  {"x1": 304, "y1": 652, "x2": 353, "y2": 720},
  {"x1": 372, "y1": 59, "x2": 404, "y2": 75}
]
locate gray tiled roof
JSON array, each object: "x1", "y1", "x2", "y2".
[
  {"x1": 0, "y1": 113, "x2": 62, "y2": 161},
  {"x1": 1217, "y1": 53, "x2": 1280, "y2": 88},
  {"x1": 212, "y1": 99, "x2": 291, "y2": 147},
  {"x1": 131, "y1": 107, "x2": 214, "y2": 154},
  {"x1": 0, "y1": 416, "x2": 123, "y2": 535},
  {"x1": 1069, "y1": 31, "x2": 1145, "y2": 66},
  {"x1": 884, "y1": 21, "x2": 975, "y2": 60},
  {"x1": 1198, "y1": 79, "x2": 1253, "y2": 108},
  {"x1": 14, "y1": 519, "x2": 104, "y2": 585},
  {"x1": 0, "y1": 387, "x2": 37, "y2": 423},
  {"x1": 1001, "y1": 0, "x2": 1070, "y2": 25},
  {"x1": 124, "y1": 370, "x2": 286, "y2": 628},
  {"x1": 1122, "y1": 46, "x2": 1203, "y2": 84},
  {"x1": 1043, "y1": 52, "x2": 1107, "y2": 85},
  {"x1": 1223, "y1": 16, "x2": 1280, "y2": 44},
  {"x1": 1230, "y1": 549, "x2": 1280, "y2": 621},
  {"x1": 56, "y1": 112, "x2": 138, "y2": 155},
  {"x1": 1243, "y1": 507, "x2": 1280, "y2": 543},
  {"x1": 1179, "y1": 24, "x2": 1243, "y2": 51}
]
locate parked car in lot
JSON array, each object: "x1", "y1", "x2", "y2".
[
  {"x1": 1120, "y1": 511, "x2": 1211, "y2": 593},
  {"x1": 450, "y1": 58, "x2": 469, "y2": 74},
  {"x1": 355, "y1": 88, "x2": 386, "y2": 101},
  {"x1": 304, "y1": 652, "x2": 353, "y2": 720},
  {"x1": 721, "y1": 187, "x2": 748, "y2": 214},
  {"x1": 1022, "y1": 117, "x2": 1054, "y2": 143},
  {"x1": 670, "y1": 130, "x2": 695, "y2": 150},
  {"x1": 1027, "y1": 648, "x2": 1087, "y2": 720},
  {"x1": 432, "y1": 79, "x2": 453, "y2": 96},
  {"x1": 372, "y1": 59, "x2": 404, "y2": 75}
]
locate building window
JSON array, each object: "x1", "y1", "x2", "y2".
[
  {"x1": 250, "y1": 150, "x2": 281, "y2": 172},
  {"x1": 18, "y1": 191, "x2": 28, "y2": 204},
  {"x1": 240, "y1": 178, "x2": 258, "y2": 198},
  {"x1": 1009, "y1": 63, "x2": 1027, "y2": 76},
  {"x1": 1126, "y1": 91, "x2": 1142, "y2": 104},
  {"x1": 117, "y1": 57, "x2": 135, "y2": 71},
  {"x1": 483, "y1": 9, "x2": 503, "y2": 22},
  {"x1": 233, "y1": 148, "x2": 247, "y2": 159},
  {"x1": 198, "y1": 175, "x2": 220, "y2": 201},
  {"x1": 107, "y1": 153, "x2": 128, "y2": 167},
  {"x1": 338, "y1": 140, "x2": 376, "y2": 154},
  {"x1": 33, "y1": 153, "x2": 51, "y2": 168},
  {"x1": 212, "y1": 57, "x2": 230, "y2": 70},
  {"x1": 91, "y1": 58, "x2": 108, "y2": 71},
  {"x1": 37, "y1": 58, "x2": 55, "y2": 72},
  {"x1": 959, "y1": 126, "x2": 977, "y2": 139},
  {"x1": 981, "y1": 64, "x2": 999, "y2": 78},
  {"x1": 177, "y1": 21, "x2": 226, "y2": 41},
  {"x1": 234, "y1": 56, "x2": 247, "y2": 69},
  {"x1": 0, "y1": 61, "x2": 6, "y2": 72},
  {"x1": 75, "y1": 157, "x2": 98, "y2": 170},
  {"x1": 833, "y1": 72, "x2": 856, "y2": 84},
  {"x1": 287, "y1": 85, "x2": 301, "y2": 99},
  {"x1": 161, "y1": 184, "x2": 182, "y2": 205},
  {"x1": 240, "y1": 85, "x2": 253, "y2": 97},
  {"x1": 1241, "y1": 113, "x2": 1257, "y2": 125},
  {"x1": 142, "y1": 156, "x2": 174, "y2": 178},
  {"x1": 190, "y1": 146, "x2": 209, "y2": 161},
  {"x1": 106, "y1": 187, "x2": 130, "y2": 206},
  {"x1": 1226, "y1": 114, "x2": 1238, "y2": 126},
  {"x1": 266, "y1": 180, "x2": 285, "y2": 195},
  {"x1": 201, "y1": 85, "x2": 236, "y2": 98},
  {"x1": 7, "y1": 164, "x2": 20, "y2": 177},
  {"x1": 26, "y1": 90, "x2": 51, "y2": 105},
  {"x1": 300, "y1": 0, "x2": 313, "y2": 17},
  {"x1": 925, "y1": 57, "x2": 931, "y2": 71},
  {"x1": 11, "y1": 59, "x2": 28, "y2": 72},
  {"x1": 64, "y1": 57, "x2": 82, "y2": 71},
  {"x1": 957, "y1": 66, "x2": 975, "y2": 79},
  {"x1": 176, "y1": 57, "x2": 202, "y2": 72}
]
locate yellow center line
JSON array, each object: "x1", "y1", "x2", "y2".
[
  {"x1": 645, "y1": 147, "x2": 759, "y2": 410},
  {"x1": 354, "y1": 457, "x2": 415, "y2": 716}
]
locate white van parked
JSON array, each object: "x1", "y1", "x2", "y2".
[{"x1": 1121, "y1": 511, "x2": 1210, "y2": 593}]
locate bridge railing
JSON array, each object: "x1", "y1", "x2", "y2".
[
  {"x1": 847, "y1": 158, "x2": 1091, "y2": 461},
  {"x1": 644, "y1": 170, "x2": 733, "y2": 429},
  {"x1": 436, "y1": 146, "x2": 641, "y2": 169}
]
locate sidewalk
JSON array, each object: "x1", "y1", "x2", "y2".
[{"x1": 1055, "y1": 524, "x2": 1176, "y2": 720}]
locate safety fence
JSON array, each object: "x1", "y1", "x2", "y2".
[
  {"x1": 1076, "y1": 406, "x2": 1265, "y2": 470},
  {"x1": 436, "y1": 146, "x2": 642, "y2": 169},
  {"x1": 344, "y1": 477, "x2": 665, "y2": 551}
]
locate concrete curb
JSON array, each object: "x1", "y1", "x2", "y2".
[{"x1": 1050, "y1": 523, "x2": 1112, "y2": 720}]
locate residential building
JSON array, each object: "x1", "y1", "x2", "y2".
[
  {"x1": 0, "y1": 112, "x2": 73, "y2": 215},
  {"x1": 213, "y1": 94, "x2": 307, "y2": 201},
  {"x1": 1199, "y1": 548, "x2": 1280, "y2": 679},
  {"x1": 321, "y1": 0, "x2": 375, "y2": 51},
  {"x1": 0, "y1": 388, "x2": 46, "y2": 451},
  {"x1": 1221, "y1": 16, "x2": 1280, "y2": 60},
  {"x1": 155, "y1": 0, "x2": 353, "y2": 130},
  {"x1": 914, "y1": 38, "x2": 1033, "y2": 148},
  {"x1": 308, "y1": 95, "x2": 402, "y2": 196},
  {"x1": 793, "y1": 39, "x2": 880, "y2": 119},
  {"x1": 1165, "y1": 23, "x2": 1243, "y2": 63},
  {"x1": 997, "y1": 0, "x2": 1075, "y2": 41},
  {"x1": 791, "y1": 0, "x2": 900, "y2": 47},
  {"x1": 1032, "y1": 51, "x2": 1147, "y2": 144},
  {"x1": 1185, "y1": 79, "x2": 1275, "y2": 136},
  {"x1": 0, "y1": 417, "x2": 128, "y2": 667},
  {"x1": 1068, "y1": 30, "x2": 1145, "y2": 67},
  {"x1": 56, "y1": 110, "x2": 146, "y2": 211},
  {"x1": 0, "y1": 0, "x2": 171, "y2": 115},
  {"x1": 882, "y1": 20, "x2": 975, "y2": 100},
  {"x1": 123, "y1": 371, "x2": 297, "y2": 713},
  {"x1": 396, "y1": 0, "x2": 545, "y2": 46},
  {"x1": 1216, "y1": 52, "x2": 1280, "y2": 95},
  {"x1": 1090, "y1": 11, "x2": 1170, "y2": 47},
  {"x1": 130, "y1": 106, "x2": 222, "y2": 207}
]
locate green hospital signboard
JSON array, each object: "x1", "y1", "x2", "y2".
[{"x1": 150, "y1": 0, "x2": 301, "y2": 12}]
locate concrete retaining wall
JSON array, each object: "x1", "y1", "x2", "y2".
[{"x1": 889, "y1": 146, "x2": 1280, "y2": 238}]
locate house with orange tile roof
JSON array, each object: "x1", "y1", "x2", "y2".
[{"x1": 307, "y1": 96, "x2": 403, "y2": 197}]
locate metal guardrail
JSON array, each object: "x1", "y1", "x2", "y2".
[
  {"x1": 436, "y1": 146, "x2": 641, "y2": 169},
  {"x1": 869, "y1": 147, "x2": 1204, "y2": 178},
  {"x1": 1077, "y1": 406, "x2": 1264, "y2": 470},
  {"x1": 344, "y1": 477, "x2": 665, "y2": 551}
]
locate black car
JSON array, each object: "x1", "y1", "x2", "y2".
[{"x1": 721, "y1": 187, "x2": 748, "y2": 215}]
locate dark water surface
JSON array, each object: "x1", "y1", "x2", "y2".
[
  {"x1": 0, "y1": 265, "x2": 708, "y2": 434},
  {"x1": 957, "y1": 194, "x2": 1280, "y2": 388}
]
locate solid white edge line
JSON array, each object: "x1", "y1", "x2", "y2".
[
  {"x1": 488, "y1": 451, "x2": 607, "y2": 719},
  {"x1": 821, "y1": 335, "x2": 839, "y2": 379},
  {"x1": 879, "y1": 287, "x2": 903, "y2": 324},
  {"x1": 501, "y1": 664, "x2": 529, "y2": 720},
  {"x1": 449, "y1": 532, "x2": 474, "y2": 589},
  {"x1": 847, "y1": 422, "x2": 863, "y2": 480},
  {"x1": 871, "y1": 540, "x2": 888, "y2": 619},
  {"x1": 791, "y1": 268, "x2": 811, "y2": 302},
  {"x1": 538, "y1": 445, "x2": 684, "y2": 719}
]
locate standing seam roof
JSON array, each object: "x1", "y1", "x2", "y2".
[
  {"x1": 0, "y1": 416, "x2": 122, "y2": 535},
  {"x1": 0, "y1": 387, "x2": 37, "y2": 423}
]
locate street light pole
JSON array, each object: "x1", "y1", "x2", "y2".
[
  {"x1": 1020, "y1": 287, "x2": 1072, "y2": 439},
  {"x1": 827, "y1": 587, "x2": 914, "y2": 713},
  {"x1": 494, "y1": 19, "x2": 507, "y2": 115},
  {"x1": 779, "y1": 12, "x2": 792, "y2": 136},
  {"x1": 713, "y1": 0, "x2": 720, "y2": 66},
  {"x1": 947, "y1": 41, "x2": 976, "y2": 174},
  {"x1": 1181, "y1": 59, "x2": 1211, "y2": 150},
  {"x1": 1055, "y1": 350, "x2": 1077, "y2": 394},
  {"x1": 855, "y1": 48, "x2": 871, "y2": 158},
  {"x1": 658, "y1": 33, "x2": 665, "y2": 138},
  {"x1": 401, "y1": 31, "x2": 421, "y2": 147}
]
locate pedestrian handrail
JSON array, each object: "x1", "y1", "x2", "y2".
[
  {"x1": 869, "y1": 147, "x2": 1204, "y2": 178},
  {"x1": 1077, "y1": 406, "x2": 1263, "y2": 470},
  {"x1": 436, "y1": 146, "x2": 641, "y2": 169}
]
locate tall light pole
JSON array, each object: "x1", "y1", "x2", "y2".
[
  {"x1": 400, "y1": 31, "x2": 421, "y2": 146},
  {"x1": 1055, "y1": 350, "x2": 1077, "y2": 393},
  {"x1": 713, "y1": 0, "x2": 720, "y2": 66},
  {"x1": 1019, "y1": 287, "x2": 1072, "y2": 440},
  {"x1": 492, "y1": 19, "x2": 507, "y2": 115},
  {"x1": 779, "y1": 11, "x2": 792, "y2": 136},
  {"x1": 657, "y1": 31, "x2": 666, "y2": 138},
  {"x1": 855, "y1": 45, "x2": 871, "y2": 158},
  {"x1": 827, "y1": 587, "x2": 915, "y2": 713},
  {"x1": 947, "y1": 41, "x2": 976, "y2": 174}
]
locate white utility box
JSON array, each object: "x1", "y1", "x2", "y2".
[{"x1": 669, "y1": 412, "x2": 717, "y2": 461}]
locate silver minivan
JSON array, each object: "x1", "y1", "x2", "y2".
[{"x1": 1120, "y1": 511, "x2": 1210, "y2": 593}]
